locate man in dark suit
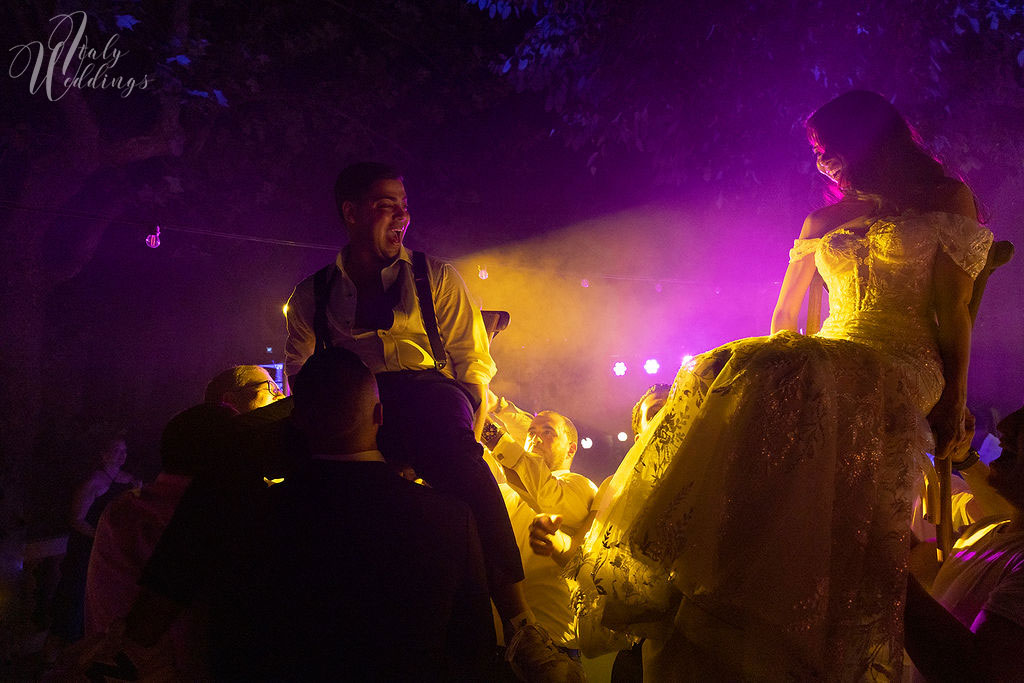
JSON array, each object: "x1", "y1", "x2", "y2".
[{"x1": 222, "y1": 347, "x2": 495, "y2": 681}]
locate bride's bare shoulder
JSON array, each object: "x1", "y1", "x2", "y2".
[{"x1": 800, "y1": 197, "x2": 877, "y2": 239}]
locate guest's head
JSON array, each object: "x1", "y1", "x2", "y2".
[
  {"x1": 806, "y1": 90, "x2": 946, "y2": 202},
  {"x1": 160, "y1": 403, "x2": 238, "y2": 477},
  {"x1": 991, "y1": 406, "x2": 1024, "y2": 510},
  {"x1": 205, "y1": 365, "x2": 284, "y2": 413},
  {"x1": 290, "y1": 348, "x2": 382, "y2": 454},
  {"x1": 632, "y1": 383, "x2": 671, "y2": 437},
  {"x1": 83, "y1": 424, "x2": 128, "y2": 471},
  {"x1": 100, "y1": 438, "x2": 128, "y2": 471},
  {"x1": 526, "y1": 411, "x2": 578, "y2": 471}
]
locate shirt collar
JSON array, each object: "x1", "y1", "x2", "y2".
[{"x1": 336, "y1": 245, "x2": 412, "y2": 274}]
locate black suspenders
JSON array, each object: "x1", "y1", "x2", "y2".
[
  {"x1": 311, "y1": 263, "x2": 336, "y2": 354},
  {"x1": 411, "y1": 251, "x2": 448, "y2": 372},
  {"x1": 312, "y1": 252, "x2": 448, "y2": 371}
]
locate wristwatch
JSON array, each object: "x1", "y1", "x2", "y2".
[{"x1": 951, "y1": 448, "x2": 981, "y2": 472}]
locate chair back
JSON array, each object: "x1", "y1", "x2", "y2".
[{"x1": 481, "y1": 310, "x2": 510, "y2": 342}]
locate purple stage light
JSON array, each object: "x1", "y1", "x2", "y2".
[
  {"x1": 643, "y1": 358, "x2": 660, "y2": 374},
  {"x1": 613, "y1": 361, "x2": 627, "y2": 376}
]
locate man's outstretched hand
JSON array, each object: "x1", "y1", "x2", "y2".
[{"x1": 529, "y1": 514, "x2": 566, "y2": 557}]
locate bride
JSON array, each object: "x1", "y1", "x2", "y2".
[{"x1": 574, "y1": 91, "x2": 993, "y2": 680}]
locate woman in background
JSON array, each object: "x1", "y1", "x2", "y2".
[{"x1": 47, "y1": 427, "x2": 140, "y2": 653}]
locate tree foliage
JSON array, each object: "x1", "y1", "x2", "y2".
[{"x1": 470, "y1": 0, "x2": 1024, "y2": 191}]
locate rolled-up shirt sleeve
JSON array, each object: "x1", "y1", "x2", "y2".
[
  {"x1": 490, "y1": 435, "x2": 596, "y2": 533},
  {"x1": 432, "y1": 262, "x2": 496, "y2": 385}
]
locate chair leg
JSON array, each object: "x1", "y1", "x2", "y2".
[{"x1": 935, "y1": 455, "x2": 953, "y2": 562}]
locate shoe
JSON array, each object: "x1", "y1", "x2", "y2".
[{"x1": 504, "y1": 623, "x2": 586, "y2": 682}]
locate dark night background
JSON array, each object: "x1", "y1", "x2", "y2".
[{"x1": 1, "y1": 0, "x2": 1022, "y2": 555}]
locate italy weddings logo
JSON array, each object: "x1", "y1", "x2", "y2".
[{"x1": 7, "y1": 10, "x2": 151, "y2": 100}]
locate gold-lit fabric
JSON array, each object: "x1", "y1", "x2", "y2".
[{"x1": 575, "y1": 212, "x2": 992, "y2": 680}]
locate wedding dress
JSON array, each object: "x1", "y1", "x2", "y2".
[{"x1": 574, "y1": 210, "x2": 992, "y2": 681}]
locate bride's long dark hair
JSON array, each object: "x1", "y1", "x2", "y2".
[{"x1": 806, "y1": 91, "x2": 949, "y2": 209}]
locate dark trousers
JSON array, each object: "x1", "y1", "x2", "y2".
[{"x1": 376, "y1": 371, "x2": 524, "y2": 590}]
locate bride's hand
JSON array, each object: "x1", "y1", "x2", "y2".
[{"x1": 928, "y1": 396, "x2": 966, "y2": 461}]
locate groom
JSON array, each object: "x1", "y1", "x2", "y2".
[{"x1": 283, "y1": 162, "x2": 582, "y2": 681}]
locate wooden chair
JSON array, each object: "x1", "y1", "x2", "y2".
[
  {"x1": 481, "y1": 310, "x2": 510, "y2": 342},
  {"x1": 937, "y1": 240, "x2": 1014, "y2": 558},
  {"x1": 804, "y1": 239, "x2": 1015, "y2": 560}
]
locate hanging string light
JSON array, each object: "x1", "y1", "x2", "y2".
[{"x1": 145, "y1": 225, "x2": 160, "y2": 248}]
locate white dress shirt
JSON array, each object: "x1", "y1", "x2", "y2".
[{"x1": 285, "y1": 245, "x2": 496, "y2": 384}]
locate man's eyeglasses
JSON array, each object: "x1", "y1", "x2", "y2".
[{"x1": 242, "y1": 379, "x2": 284, "y2": 396}]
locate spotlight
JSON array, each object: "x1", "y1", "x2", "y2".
[
  {"x1": 580, "y1": 437, "x2": 593, "y2": 449},
  {"x1": 478, "y1": 266, "x2": 489, "y2": 280},
  {"x1": 643, "y1": 359, "x2": 660, "y2": 375},
  {"x1": 616, "y1": 431, "x2": 628, "y2": 442},
  {"x1": 580, "y1": 278, "x2": 590, "y2": 288},
  {"x1": 612, "y1": 361, "x2": 627, "y2": 377}
]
